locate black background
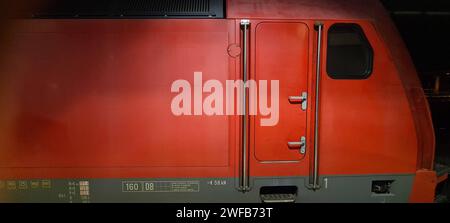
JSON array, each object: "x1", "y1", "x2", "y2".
[{"x1": 381, "y1": 0, "x2": 450, "y2": 200}]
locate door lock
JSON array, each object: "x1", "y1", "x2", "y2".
[
  {"x1": 288, "y1": 92, "x2": 307, "y2": 111},
  {"x1": 288, "y1": 136, "x2": 306, "y2": 154}
]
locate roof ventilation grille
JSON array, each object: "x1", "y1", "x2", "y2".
[
  {"x1": 122, "y1": 0, "x2": 210, "y2": 16},
  {"x1": 30, "y1": 0, "x2": 224, "y2": 19}
]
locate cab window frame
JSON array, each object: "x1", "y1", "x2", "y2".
[{"x1": 326, "y1": 23, "x2": 374, "y2": 80}]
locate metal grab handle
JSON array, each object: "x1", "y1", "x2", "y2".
[
  {"x1": 310, "y1": 22, "x2": 324, "y2": 191},
  {"x1": 240, "y1": 19, "x2": 250, "y2": 193},
  {"x1": 288, "y1": 136, "x2": 306, "y2": 154},
  {"x1": 288, "y1": 92, "x2": 308, "y2": 111},
  {"x1": 288, "y1": 96, "x2": 306, "y2": 103}
]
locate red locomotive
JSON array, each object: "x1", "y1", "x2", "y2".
[{"x1": 0, "y1": 0, "x2": 443, "y2": 202}]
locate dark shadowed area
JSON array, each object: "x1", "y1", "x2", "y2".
[{"x1": 382, "y1": 0, "x2": 450, "y2": 201}]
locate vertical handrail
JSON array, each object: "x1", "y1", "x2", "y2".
[
  {"x1": 311, "y1": 22, "x2": 324, "y2": 190},
  {"x1": 240, "y1": 19, "x2": 250, "y2": 192}
]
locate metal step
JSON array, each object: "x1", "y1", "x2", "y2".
[
  {"x1": 260, "y1": 193, "x2": 297, "y2": 203},
  {"x1": 435, "y1": 163, "x2": 450, "y2": 185},
  {"x1": 435, "y1": 194, "x2": 448, "y2": 203},
  {"x1": 435, "y1": 163, "x2": 450, "y2": 177}
]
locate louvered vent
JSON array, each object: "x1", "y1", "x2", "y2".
[
  {"x1": 30, "y1": 0, "x2": 224, "y2": 19},
  {"x1": 121, "y1": 0, "x2": 211, "y2": 16}
]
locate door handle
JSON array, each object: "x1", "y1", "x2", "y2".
[
  {"x1": 288, "y1": 92, "x2": 307, "y2": 111},
  {"x1": 288, "y1": 136, "x2": 306, "y2": 154}
]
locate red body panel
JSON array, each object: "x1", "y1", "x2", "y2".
[
  {"x1": 227, "y1": 0, "x2": 435, "y2": 171},
  {"x1": 318, "y1": 21, "x2": 418, "y2": 175},
  {"x1": 409, "y1": 170, "x2": 438, "y2": 202},
  {"x1": 0, "y1": 20, "x2": 239, "y2": 178},
  {"x1": 253, "y1": 22, "x2": 309, "y2": 162}
]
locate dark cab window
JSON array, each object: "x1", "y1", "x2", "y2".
[{"x1": 326, "y1": 23, "x2": 374, "y2": 79}]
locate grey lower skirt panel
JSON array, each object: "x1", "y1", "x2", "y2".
[{"x1": 0, "y1": 174, "x2": 414, "y2": 203}]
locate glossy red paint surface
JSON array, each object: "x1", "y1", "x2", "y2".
[
  {"x1": 253, "y1": 22, "x2": 309, "y2": 162},
  {"x1": 409, "y1": 170, "x2": 438, "y2": 203},
  {"x1": 0, "y1": 20, "x2": 239, "y2": 178},
  {"x1": 318, "y1": 21, "x2": 418, "y2": 175},
  {"x1": 227, "y1": 0, "x2": 435, "y2": 172},
  {"x1": 0, "y1": 0, "x2": 436, "y2": 204},
  {"x1": 227, "y1": 0, "x2": 383, "y2": 20}
]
